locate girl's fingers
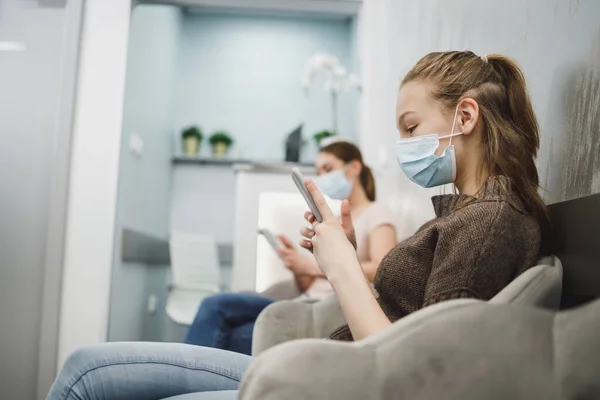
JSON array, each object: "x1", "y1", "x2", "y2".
[
  {"x1": 300, "y1": 227, "x2": 315, "y2": 238},
  {"x1": 300, "y1": 239, "x2": 313, "y2": 252},
  {"x1": 304, "y1": 211, "x2": 315, "y2": 224}
]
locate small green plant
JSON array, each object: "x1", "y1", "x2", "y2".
[
  {"x1": 209, "y1": 131, "x2": 234, "y2": 146},
  {"x1": 182, "y1": 125, "x2": 203, "y2": 141},
  {"x1": 313, "y1": 130, "x2": 335, "y2": 146}
]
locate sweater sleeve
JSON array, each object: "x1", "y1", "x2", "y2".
[{"x1": 422, "y1": 202, "x2": 503, "y2": 307}]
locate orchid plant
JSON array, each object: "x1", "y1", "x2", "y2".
[{"x1": 301, "y1": 52, "x2": 361, "y2": 134}]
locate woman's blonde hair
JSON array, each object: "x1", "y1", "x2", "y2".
[{"x1": 403, "y1": 51, "x2": 550, "y2": 251}]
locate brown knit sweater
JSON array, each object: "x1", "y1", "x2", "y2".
[{"x1": 329, "y1": 175, "x2": 541, "y2": 341}]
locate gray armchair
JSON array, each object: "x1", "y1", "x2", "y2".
[
  {"x1": 161, "y1": 256, "x2": 567, "y2": 400},
  {"x1": 252, "y1": 256, "x2": 563, "y2": 355},
  {"x1": 240, "y1": 295, "x2": 600, "y2": 399}
]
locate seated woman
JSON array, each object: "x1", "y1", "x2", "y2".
[
  {"x1": 47, "y1": 51, "x2": 550, "y2": 400},
  {"x1": 184, "y1": 141, "x2": 398, "y2": 355}
]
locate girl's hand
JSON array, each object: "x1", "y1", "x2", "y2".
[
  {"x1": 277, "y1": 235, "x2": 322, "y2": 276},
  {"x1": 300, "y1": 199, "x2": 357, "y2": 251},
  {"x1": 298, "y1": 179, "x2": 360, "y2": 279}
]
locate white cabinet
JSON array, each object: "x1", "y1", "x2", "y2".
[{"x1": 231, "y1": 164, "x2": 316, "y2": 291}]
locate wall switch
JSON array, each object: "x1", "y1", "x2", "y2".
[{"x1": 129, "y1": 133, "x2": 144, "y2": 158}]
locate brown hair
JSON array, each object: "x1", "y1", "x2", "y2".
[
  {"x1": 320, "y1": 141, "x2": 376, "y2": 201},
  {"x1": 402, "y1": 51, "x2": 550, "y2": 252}
]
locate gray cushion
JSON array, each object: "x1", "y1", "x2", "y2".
[
  {"x1": 252, "y1": 293, "x2": 345, "y2": 355},
  {"x1": 490, "y1": 255, "x2": 563, "y2": 309}
]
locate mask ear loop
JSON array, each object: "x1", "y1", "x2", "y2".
[
  {"x1": 440, "y1": 105, "x2": 462, "y2": 196},
  {"x1": 450, "y1": 105, "x2": 461, "y2": 195},
  {"x1": 449, "y1": 104, "x2": 460, "y2": 146}
]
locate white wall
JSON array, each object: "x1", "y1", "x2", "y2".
[{"x1": 58, "y1": 0, "x2": 131, "y2": 367}]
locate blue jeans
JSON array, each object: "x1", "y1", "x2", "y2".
[
  {"x1": 46, "y1": 342, "x2": 250, "y2": 400},
  {"x1": 185, "y1": 293, "x2": 274, "y2": 355}
]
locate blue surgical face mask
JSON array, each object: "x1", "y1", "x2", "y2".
[
  {"x1": 314, "y1": 167, "x2": 352, "y2": 200},
  {"x1": 396, "y1": 106, "x2": 463, "y2": 188}
]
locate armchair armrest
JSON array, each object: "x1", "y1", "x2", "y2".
[
  {"x1": 258, "y1": 280, "x2": 302, "y2": 301},
  {"x1": 251, "y1": 294, "x2": 345, "y2": 355},
  {"x1": 241, "y1": 299, "x2": 483, "y2": 400}
]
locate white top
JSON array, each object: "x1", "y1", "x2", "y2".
[{"x1": 302, "y1": 201, "x2": 397, "y2": 300}]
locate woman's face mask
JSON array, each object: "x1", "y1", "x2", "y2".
[
  {"x1": 395, "y1": 105, "x2": 463, "y2": 188},
  {"x1": 314, "y1": 166, "x2": 353, "y2": 200}
]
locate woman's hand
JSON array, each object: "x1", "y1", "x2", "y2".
[
  {"x1": 300, "y1": 199, "x2": 357, "y2": 251},
  {"x1": 298, "y1": 179, "x2": 392, "y2": 341},
  {"x1": 298, "y1": 179, "x2": 361, "y2": 279},
  {"x1": 276, "y1": 235, "x2": 322, "y2": 276}
]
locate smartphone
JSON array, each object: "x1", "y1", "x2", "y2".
[
  {"x1": 258, "y1": 229, "x2": 283, "y2": 252},
  {"x1": 291, "y1": 167, "x2": 323, "y2": 223}
]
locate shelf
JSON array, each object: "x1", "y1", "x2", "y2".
[
  {"x1": 172, "y1": 156, "x2": 316, "y2": 173},
  {"x1": 172, "y1": 156, "x2": 250, "y2": 166}
]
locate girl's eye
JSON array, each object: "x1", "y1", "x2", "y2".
[{"x1": 407, "y1": 125, "x2": 417, "y2": 135}]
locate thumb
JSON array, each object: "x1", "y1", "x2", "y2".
[
  {"x1": 305, "y1": 178, "x2": 335, "y2": 221},
  {"x1": 278, "y1": 234, "x2": 294, "y2": 249},
  {"x1": 340, "y1": 200, "x2": 353, "y2": 229}
]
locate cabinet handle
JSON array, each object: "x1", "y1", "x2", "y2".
[{"x1": 39, "y1": 0, "x2": 67, "y2": 8}]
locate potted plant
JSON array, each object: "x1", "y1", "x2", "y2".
[
  {"x1": 209, "y1": 131, "x2": 234, "y2": 157},
  {"x1": 181, "y1": 125, "x2": 203, "y2": 157},
  {"x1": 313, "y1": 130, "x2": 335, "y2": 147}
]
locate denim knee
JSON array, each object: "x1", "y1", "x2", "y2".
[
  {"x1": 47, "y1": 344, "x2": 109, "y2": 399},
  {"x1": 199, "y1": 293, "x2": 238, "y2": 315},
  {"x1": 62, "y1": 344, "x2": 105, "y2": 374}
]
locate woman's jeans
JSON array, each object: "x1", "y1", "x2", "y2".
[
  {"x1": 185, "y1": 293, "x2": 275, "y2": 355},
  {"x1": 46, "y1": 342, "x2": 251, "y2": 400}
]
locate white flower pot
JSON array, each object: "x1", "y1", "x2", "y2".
[
  {"x1": 211, "y1": 142, "x2": 229, "y2": 158},
  {"x1": 183, "y1": 137, "x2": 200, "y2": 156}
]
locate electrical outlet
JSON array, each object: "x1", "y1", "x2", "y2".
[{"x1": 147, "y1": 294, "x2": 158, "y2": 314}]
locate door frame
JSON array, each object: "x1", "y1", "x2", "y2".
[
  {"x1": 35, "y1": 0, "x2": 84, "y2": 398},
  {"x1": 36, "y1": 0, "x2": 134, "y2": 397},
  {"x1": 56, "y1": 0, "x2": 133, "y2": 372}
]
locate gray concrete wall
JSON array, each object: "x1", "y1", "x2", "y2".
[{"x1": 360, "y1": 0, "x2": 600, "y2": 205}]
